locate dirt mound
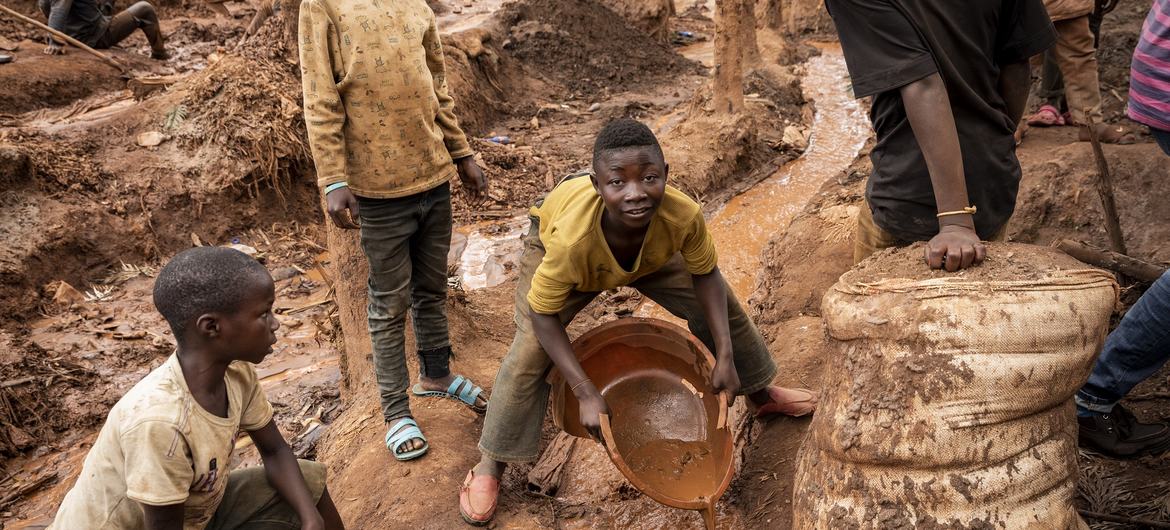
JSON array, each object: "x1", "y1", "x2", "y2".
[
  {"x1": 0, "y1": 52, "x2": 319, "y2": 325},
  {"x1": 662, "y1": 64, "x2": 807, "y2": 204},
  {"x1": 450, "y1": 138, "x2": 554, "y2": 219},
  {"x1": 498, "y1": 0, "x2": 698, "y2": 95},
  {"x1": 748, "y1": 155, "x2": 866, "y2": 326},
  {"x1": 171, "y1": 54, "x2": 309, "y2": 199},
  {"x1": 598, "y1": 0, "x2": 674, "y2": 43},
  {"x1": 1012, "y1": 140, "x2": 1170, "y2": 266},
  {"x1": 0, "y1": 46, "x2": 136, "y2": 115}
]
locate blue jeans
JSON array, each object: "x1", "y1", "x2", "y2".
[
  {"x1": 1076, "y1": 271, "x2": 1170, "y2": 415},
  {"x1": 1152, "y1": 127, "x2": 1170, "y2": 156}
]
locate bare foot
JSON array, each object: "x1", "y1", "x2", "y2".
[
  {"x1": 387, "y1": 417, "x2": 425, "y2": 455},
  {"x1": 748, "y1": 385, "x2": 818, "y2": 417},
  {"x1": 473, "y1": 456, "x2": 505, "y2": 479}
]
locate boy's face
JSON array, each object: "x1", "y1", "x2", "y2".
[
  {"x1": 591, "y1": 147, "x2": 668, "y2": 230},
  {"x1": 212, "y1": 273, "x2": 280, "y2": 364}
]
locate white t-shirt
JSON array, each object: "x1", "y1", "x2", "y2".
[{"x1": 50, "y1": 354, "x2": 273, "y2": 529}]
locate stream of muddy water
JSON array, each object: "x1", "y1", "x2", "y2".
[
  {"x1": 702, "y1": 44, "x2": 868, "y2": 297},
  {"x1": 453, "y1": 45, "x2": 868, "y2": 299}
]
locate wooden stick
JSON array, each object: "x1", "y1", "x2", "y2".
[
  {"x1": 0, "y1": 376, "x2": 36, "y2": 389},
  {"x1": 0, "y1": 473, "x2": 56, "y2": 510},
  {"x1": 1079, "y1": 509, "x2": 1170, "y2": 529},
  {"x1": 526, "y1": 432, "x2": 576, "y2": 496},
  {"x1": 0, "y1": 3, "x2": 127, "y2": 74},
  {"x1": 1054, "y1": 239, "x2": 1166, "y2": 282},
  {"x1": 1083, "y1": 114, "x2": 1128, "y2": 254}
]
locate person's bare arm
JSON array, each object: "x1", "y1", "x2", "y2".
[
  {"x1": 900, "y1": 72, "x2": 987, "y2": 272},
  {"x1": 530, "y1": 313, "x2": 609, "y2": 440},
  {"x1": 998, "y1": 61, "x2": 1032, "y2": 126},
  {"x1": 249, "y1": 420, "x2": 326, "y2": 530},
  {"x1": 692, "y1": 267, "x2": 739, "y2": 401},
  {"x1": 142, "y1": 503, "x2": 185, "y2": 530}
]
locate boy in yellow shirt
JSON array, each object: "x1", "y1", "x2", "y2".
[
  {"x1": 49, "y1": 247, "x2": 344, "y2": 530},
  {"x1": 458, "y1": 119, "x2": 817, "y2": 525}
]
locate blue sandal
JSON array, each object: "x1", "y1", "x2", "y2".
[
  {"x1": 411, "y1": 375, "x2": 488, "y2": 413},
  {"x1": 385, "y1": 418, "x2": 428, "y2": 461}
]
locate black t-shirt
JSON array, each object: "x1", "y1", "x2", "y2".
[{"x1": 826, "y1": 0, "x2": 1055, "y2": 241}]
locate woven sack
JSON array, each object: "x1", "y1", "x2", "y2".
[{"x1": 793, "y1": 243, "x2": 1117, "y2": 529}]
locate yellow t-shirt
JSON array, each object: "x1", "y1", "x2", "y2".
[
  {"x1": 527, "y1": 175, "x2": 718, "y2": 314},
  {"x1": 49, "y1": 354, "x2": 274, "y2": 530}
]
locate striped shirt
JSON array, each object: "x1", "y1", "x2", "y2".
[{"x1": 1129, "y1": 0, "x2": 1170, "y2": 132}]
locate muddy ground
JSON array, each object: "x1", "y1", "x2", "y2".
[{"x1": 1, "y1": 0, "x2": 1168, "y2": 528}]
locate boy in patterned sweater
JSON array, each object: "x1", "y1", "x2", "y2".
[{"x1": 298, "y1": 0, "x2": 490, "y2": 460}]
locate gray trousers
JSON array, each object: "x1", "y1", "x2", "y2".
[{"x1": 356, "y1": 182, "x2": 453, "y2": 423}]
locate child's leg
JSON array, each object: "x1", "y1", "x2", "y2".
[
  {"x1": 630, "y1": 255, "x2": 777, "y2": 395},
  {"x1": 476, "y1": 219, "x2": 598, "y2": 465},
  {"x1": 406, "y1": 183, "x2": 455, "y2": 381},
  {"x1": 356, "y1": 194, "x2": 424, "y2": 429},
  {"x1": 97, "y1": 2, "x2": 166, "y2": 57},
  {"x1": 206, "y1": 460, "x2": 336, "y2": 530}
]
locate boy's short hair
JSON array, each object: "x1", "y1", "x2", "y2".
[
  {"x1": 153, "y1": 247, "x2": 270, "y2": 338},
  {"x1": 592, "y1": 118, "x2": 665, "y2": 169}
]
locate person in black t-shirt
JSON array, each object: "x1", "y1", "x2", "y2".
[{"x1": 826, "y1": 0, "x2": 1056, "y2": 271}]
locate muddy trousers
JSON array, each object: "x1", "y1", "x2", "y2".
[
  {"x1": 1076, "y1": 270, "x2": 1170, "y2": 415},
  {"x1": 477, "y1": 218, "x2": 778, "y2": 463},
  {"x1": 1046, "y1": 15, "x2": 1105, "y2": 125},
  {"x1": 1039, "y1": 9, "x2": 1103, "y2": 112},
  {"x1": 205, "y1": 460, "x2": 327, "y2": 529},
  {"x1": 356, "y1": 183, "x2": 453, "y2": 423},
  {"x1": 95, "y1": 1, "x2": 165, "y2": 56},
  {"x1": 853, "y1": 201, "x2": 1008, "y2": 264}
]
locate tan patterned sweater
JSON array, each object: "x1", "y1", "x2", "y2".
[{"x1": 298, "y1": 0, "x2": 473, "y2": 198}]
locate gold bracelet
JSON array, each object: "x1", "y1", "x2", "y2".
[
  {"x1": 570, "y1": 378, "x2": 593, "y2": 393},
  {"x1": 936, "y1": 205, "x2": 977, "y2": 218}
]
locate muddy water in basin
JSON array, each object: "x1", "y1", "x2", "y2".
[{"x1": 624, "y1": 438, "x2": 720, "y2": 502}]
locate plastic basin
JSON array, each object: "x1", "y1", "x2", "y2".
[{"x1": 549, "y1": 317, "x2": 734, "y2": 511}]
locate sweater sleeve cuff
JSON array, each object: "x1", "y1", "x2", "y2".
[
  {"x1": 448, "y1": 145, "x2": 474, "y2": 160},
  {"x1": 317, "y1": 174, "x2": 347, "y2": 189}
]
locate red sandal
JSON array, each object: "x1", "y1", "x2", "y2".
[
  {"x1": 754, "y1": 386, "x2": 818, "y2": 418},
  {"x1": 459, "y1": 469, "x2": 499, "y2": 526},
  {"x1": 1026, "y1": 104, "x2": 1066, "y2": 127}
]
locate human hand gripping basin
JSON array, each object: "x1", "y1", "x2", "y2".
[{"x1": 548, "y1": 317, "x2": 734, "y2": 529}]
